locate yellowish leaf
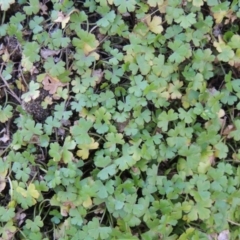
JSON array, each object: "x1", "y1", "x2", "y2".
[
  {"x1": 16, "y1": 186, "x2": 27, "y2": 197},
  {"x1": 145, "y1": 15, "x2": 163, "y2": 34},
  {"x1": 0, "y1": 170, "x2": 7, "y2": 192},
  {"x1": 83, "y1": 196, "x2": 92, "y2": 208},
  {"x1": 27, "y1": 183, "x2": 40, "y2": 199},
  {"x1": 213, "y1": 11, "x2": 227, "y2": 24},
  {"x1": 213, "y1": 36, "x2": 226, "y2": 52},
  {"x1": 77, "y1": 138, "x2": 99, "y2": 160},
  {"x1": 2, "y1": 48, "x2": 10, "y2": 62},
  {"x1": 218, "y1": 109, "x2": 225, "y2": 119},
  {"x1": 158, "y1": 0, "x2": 168, "y2": 13}
]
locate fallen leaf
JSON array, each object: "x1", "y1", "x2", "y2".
[
  {"x1": 42, "y1": 74, "x2": 66, "y2": 94},
  {"x1": 40, "y1": 2, "x2": 48, "y2": 15},
  {"x1": 224, "y1": 10, "x2": 237, "y2": 24},
  {"x1": 40, "y1": 49, "x2": 60, "y2": 59},
  {"x1": 92, "y1": 69, "x2": 104, "y2": 86},
  {"x1": 14, "y1": 209, "x2": 26, "y2": 226},
  {"x1": 222, "y1": 124, "x2": 234, "y2": 137}
]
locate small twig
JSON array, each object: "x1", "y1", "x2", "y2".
[
  {"x1": 0, "y1": 64, "x2": 22, "y2": 104},
  {"x1": 227, "y1": 219, "x2": 240, "y2": 227}
]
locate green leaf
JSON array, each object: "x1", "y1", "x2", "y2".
[
  {"x1": 105, "y1": 66, "x2": 124, "y2": 84},
  {"x1": 51, "y1": 29, "x2": 70, "y2": 48},
  {"x1": 21, "y1": 81, "x2": 40, "y2": 102},
  {"x1": 21, "y1": 119, "x2": 43, "y2": 142},
  {"x1": 229, "y1": 120, "x2": 240, "y2": 141},
  {"x1": 115, "y1": 144, "x2": 141, "y2": 171},
  {"x1": 97, "y1": 10, "x2": 116, "y2": 27},
  {"x1": 157, "y1": 109, "x2": 178, "y2": 132},
  {"x1": 23, "y1": 0, "x2": 40, "y2": 15},
  {"x1": 71, "y1": 118, "x2": 93, "y2": 145},
  {"x1": 25, "y1": 216, "x2": 43, "y2": 232},
  {"x1": 104, "y1": 132, "x2": 124, "y2": 152},
  {"x1": 86, "y1": 218, "x2": 112, "y2": 239},
  {"x1": 97, "y1": 164, "x2": 117, "y2": 180},
  {"x1": 12, "y1": 161, "x2": 31, "y2": 182},
  {"x1": 178, "y1": 108, "x2": 196, "y2": 124},
  {"x1": 128, "y1": 75, "x2": 148, "y2": 97},
  {"x1": 0, "y1": 207, "x2": 15, "y2": 222},
  {"x1": 214, "y1": 142, "x2": 228, "y2": 159},
  {"x1": 29, "y1": 16, "x2": 44, "y2": 34},
  {"x1": 69, "y1": 207, "x2": 84, "y2": 226},
  {"x1": 22, "y1": 41, "x2": 40, "y2": 62},
  {"x1": 113, "y1": 0, "x2": 136, "y2": 13},
  {"x1": 44, "y1": 57, "x2": 66, "y2": 77},
  {"x1": 49, "y1": 136, "x2": 76, "y2": 163},
  {"x1": 175, "y1": 13, "x2": 196, "y2": 29},
  {"x1": 44, "y1": 116, "x2": 61, "y2": 135},
  {"x1": 168, "y1": 40, "x2": 192, "y2": 63}
]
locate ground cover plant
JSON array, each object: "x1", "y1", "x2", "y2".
[{"x1": 1, "y1": 0, "x2": 240, "y2": 239}]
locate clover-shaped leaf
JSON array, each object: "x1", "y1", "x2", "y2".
[
  {"x1": 21, "y1": 81, "x2": 40, "y2": 102},
  {"x1": 77, "y1": 137, "x2": 99, "y2": 160},
  {"x1": 145, "y1": 15, "x2": 163, "y2": 34},
  {"x1": 0, "y1": 105, "x2": 13, "y2": 123}
]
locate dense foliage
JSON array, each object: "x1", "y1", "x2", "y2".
[{"x1": 1, "y1": 0, "x2": 240, "y2": 239}]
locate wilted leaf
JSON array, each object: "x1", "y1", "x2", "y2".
[
  {"x1": 42, "y1": 74, "x2": 66, "y2": 94},
  {"x1": 0, "y1": 170, "x2": 7, "y2": 192},
  {"x1": 40, "y1": 49, "x2": 60, "y2": 59}
]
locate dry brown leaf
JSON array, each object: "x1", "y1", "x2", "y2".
[
  {"x1": 40, "y1": 49, "x2": 60, "y2": 59},
  {"x1": 42, "y1": 74, "x2": 66, "y2": 94},
  {"x1": 224, "y1": 10, "x2": 237, "y2": 24},
  {"x1": 14, "y1": 209, "x2": 26, "y2": 226},
  {"x1": 92, "y1": 69, "x2": 104, "y2": 86},
  {"x1": 40, "y1": 2, "x2": 48, "y2": 15},
  {"x1": 222, "y1": 124, "x2": 234, "y2": 137}
]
